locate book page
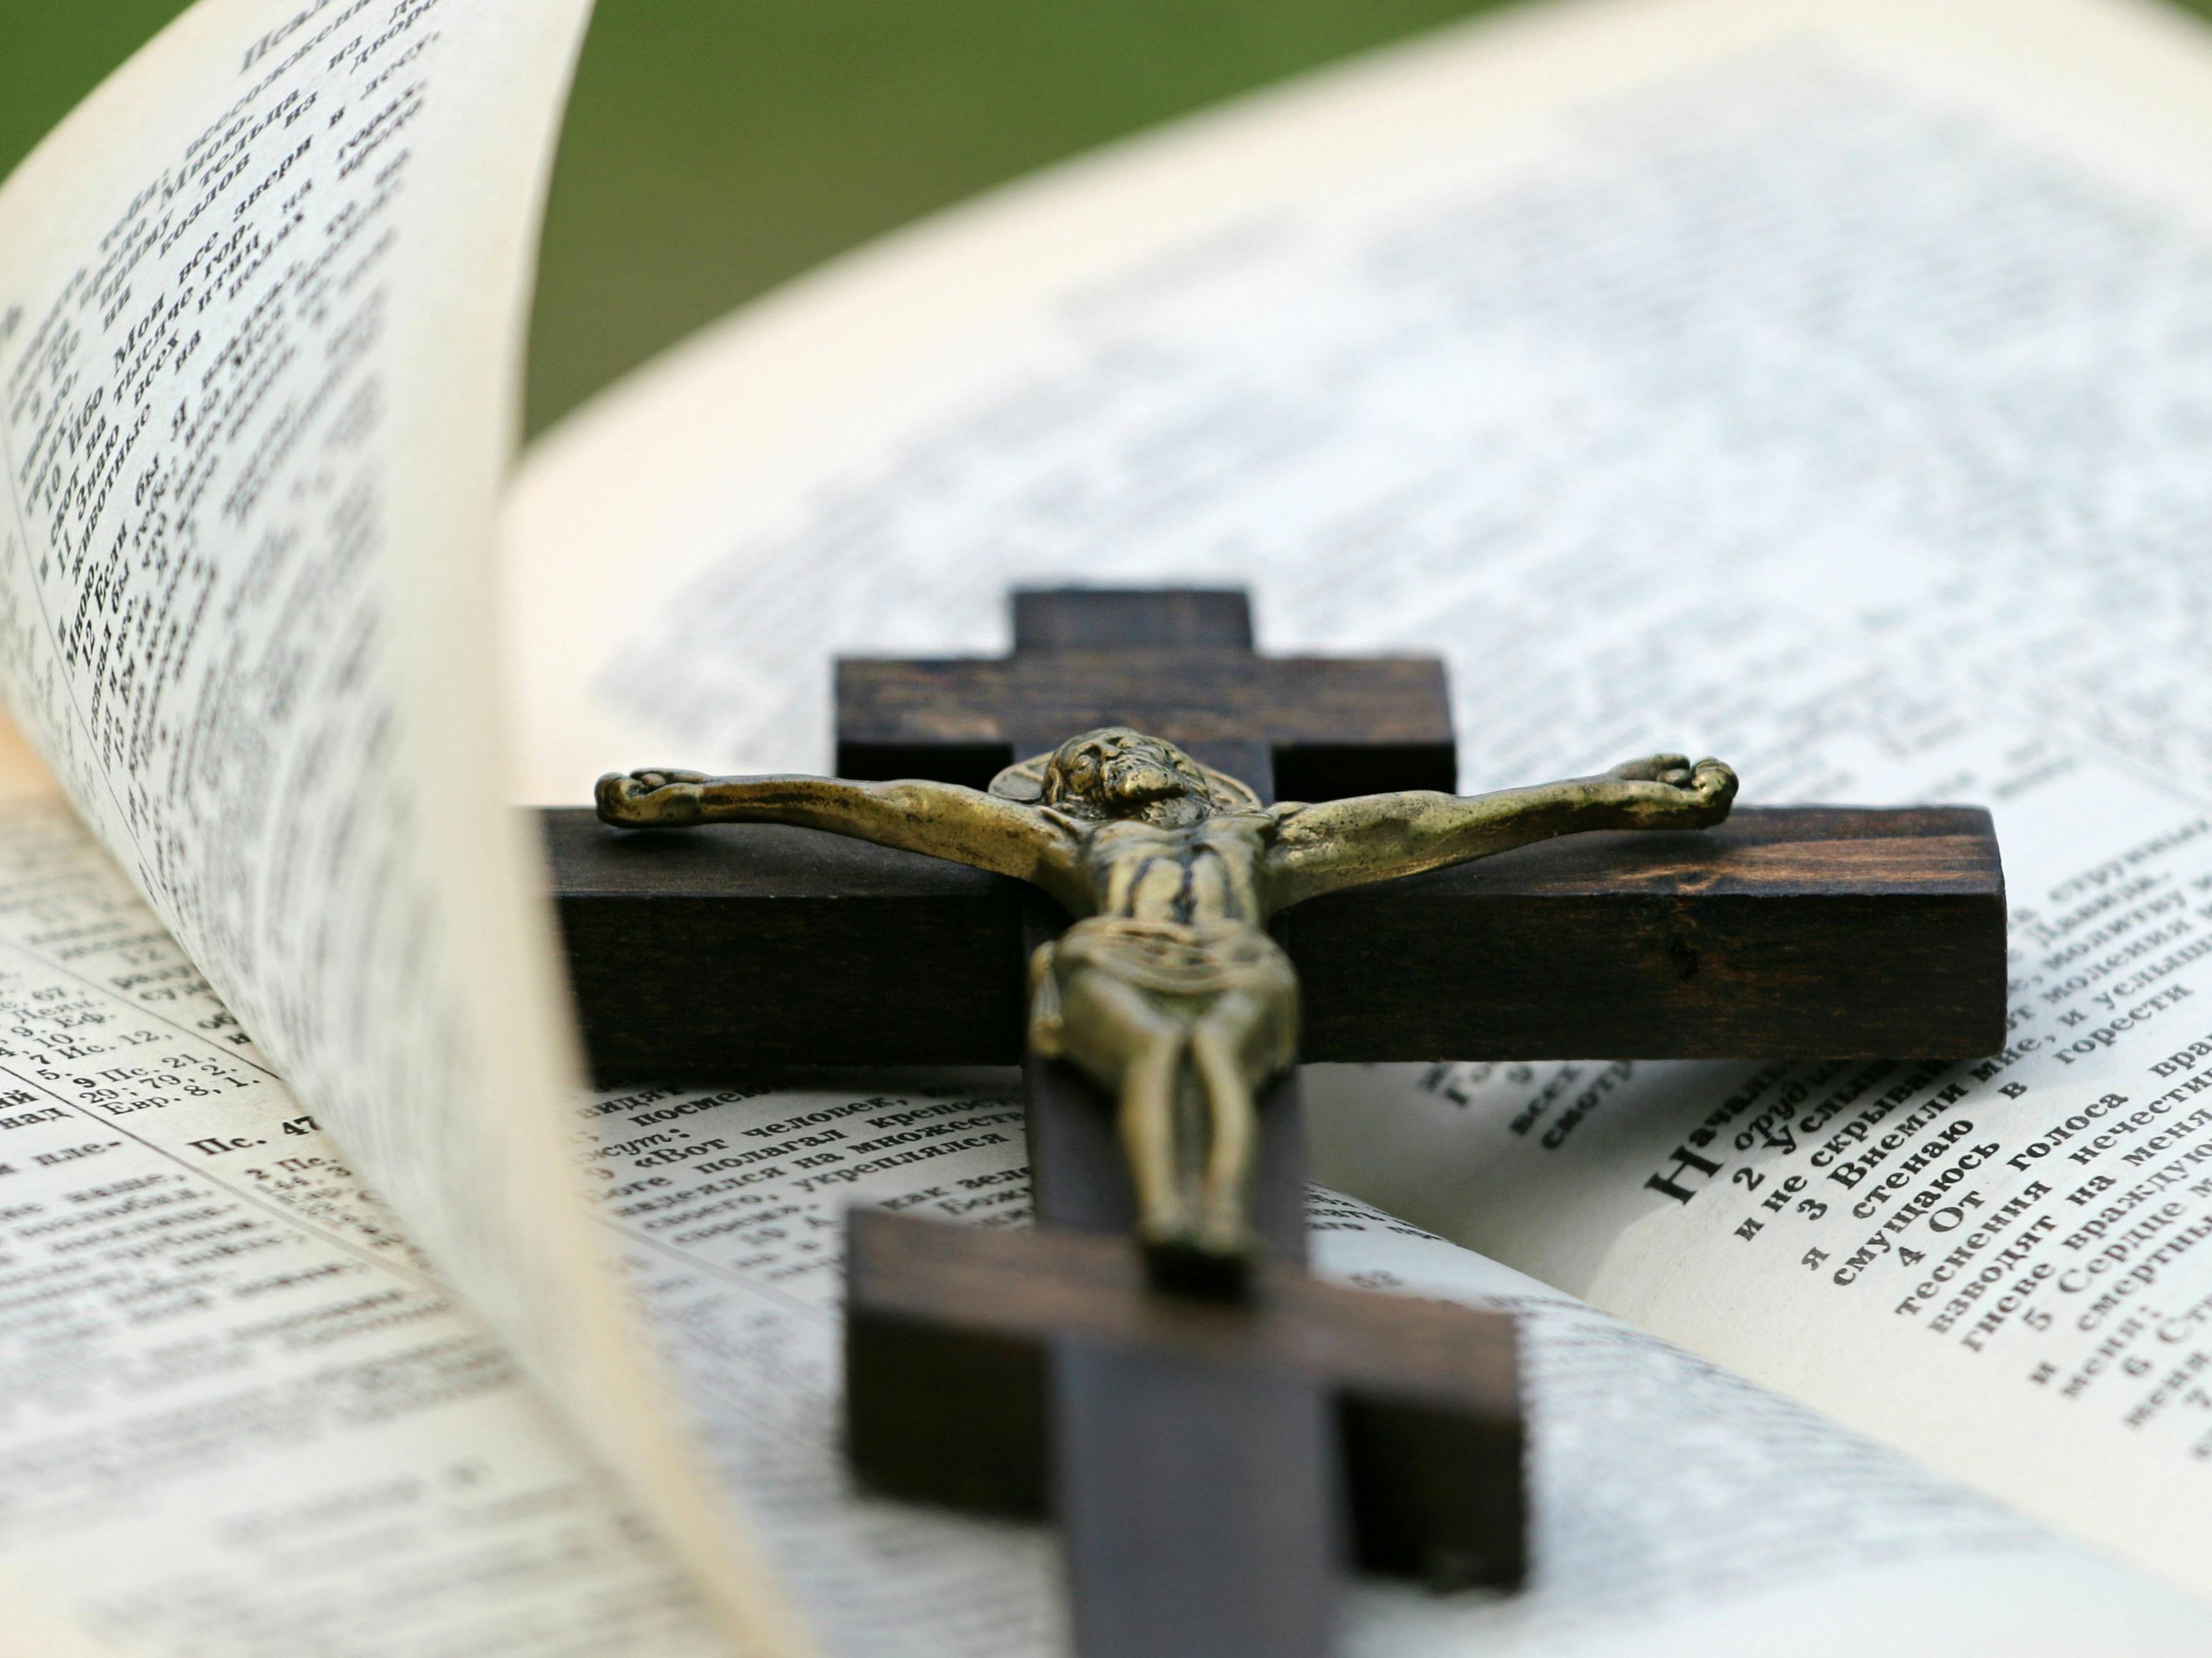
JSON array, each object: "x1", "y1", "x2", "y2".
[
  {"x1": 505, "y1": 0, "x2": 2212, "y2": 1606},
  {"x1": 570, "y1": 1063, "x2": 2212, "y2": 1654},
  {"x1": 0, "y1": 4, "x2": 803, "y2": 1651},
  {"x1": 0, "y1": 793, "x2": 711, "y2": 1654}
]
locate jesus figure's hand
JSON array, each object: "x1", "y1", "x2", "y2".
[
  {"x1": 596, "y1": 769, "x2": 709, "y2": 826},
  {"x1": 1602, "y1": 753, "x2": 1737, "y2": 827}
]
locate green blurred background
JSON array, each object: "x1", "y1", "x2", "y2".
[
  {"x1": 1, "y1": 0, "x2": 1506, "y2": 435},
  {"x1": 8, "y1": 0, "x2": 2208, "y2": 439}
]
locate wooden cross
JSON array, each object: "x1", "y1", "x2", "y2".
[{"x1": 542, "y1": 588, "x2": 2005, "y2": 1658}]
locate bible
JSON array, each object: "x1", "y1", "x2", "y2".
[{"x1": 6, "y1": 0, "x2": 2212, "y2": 1653}]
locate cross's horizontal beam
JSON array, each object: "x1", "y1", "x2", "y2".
[
  {"x1": 835, "y1": 652, "x2": 1457, "y2": 797},
  {"x1": 843, "y1": 1208, "x2": 1525, "y2": 1587},
  {"x1": 1289, "y1": 803, "x2": 2005, "y2": 1059},
  {"x1": 542, "y1": 804, "x2": 2005, "y2": 1083}
]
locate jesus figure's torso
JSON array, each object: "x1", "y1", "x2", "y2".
[{"x1": 1068, "y1": 812, "x2": 1279, "y2": 925}]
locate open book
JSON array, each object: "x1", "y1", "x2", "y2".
[{"x1": 8, "y1": 0, "x2": 2212, "y2": 1650}]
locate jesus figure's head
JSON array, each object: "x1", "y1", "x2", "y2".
[{"x1": 1041, "y1": 728, "x2": 1216, "y2": 825}]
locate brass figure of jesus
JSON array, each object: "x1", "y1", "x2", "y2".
[{"x1": 599, "y1": 730, "x2": 1735, "y2": 1286}]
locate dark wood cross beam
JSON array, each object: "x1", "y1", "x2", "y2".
[
  {"x1": 833, "y1": 585, "x2": 1458, "y2": 805},
  {"x1": 540, "y1": 588, "x2": 2006, "y2": 1658}
]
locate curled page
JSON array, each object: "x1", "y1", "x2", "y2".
[
  {"x1": 0, "y1": 3, "x2": 805, "y2": 1651},
  {"x1": 0, "y1": 797, "x2": 713, "y2": 1653}
]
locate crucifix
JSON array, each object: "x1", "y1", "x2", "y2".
[{"x1": 543, "y1": 587, "x2": 2005, "y2": 1658}]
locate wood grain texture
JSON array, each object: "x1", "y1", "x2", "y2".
[
  {"x1": 848, "y1": 1211, "x2": 1520, "y2": 1400},
  {"x1": 1289, "y1": 805, "x2": 2007, "y2": 1060},
  {"x1": 842, "y1": 1209, "x2": 1526, "y2": 1587},
  {"x1": 838, "y1": 652, "x2": 1457, "y2": 745},
  {"x1": 543, "y1": 813, "x2": 1027, "y2": 1080},
  {"x1": 842, "y1": 584, "x2": 1455, "y2": 795},
  {"x1": 542, "y1": 805, "x2": 2005, "y2": 1080},
  {"x1": 836, "y1": 590, "x2": 1456, "y2": 800},
  {"x1": 1055, "y1": 1342, "x2": 1338, "y2": 1658}
]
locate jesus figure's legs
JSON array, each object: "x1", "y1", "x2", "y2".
[
  {"x1": 1041, "y1": 965, "x2": 1195, "y2": 1254},
  {"x1": 1032, "y1": 923, "x2": 1300, "y2": 1292},
  {"x1": 1186, "y1": 1020, "x2": 1253, "y2": 1254},
  {"x1": 1186, "y1": 986, "x2": 1296, "y2": 1263}
]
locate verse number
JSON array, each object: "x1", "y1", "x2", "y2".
[{"x1": 280, "y1": 1113, "x2": 317, "y2": 1136}]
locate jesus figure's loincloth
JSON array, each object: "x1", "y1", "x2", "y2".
[
  {"x1": 1027, "y1": 917, "x2": 1298, "y2": 1264},
  {"x1": 1029, "y1": 918, "x2": 1298, "y2": 1056}
]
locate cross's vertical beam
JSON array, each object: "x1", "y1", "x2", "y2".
[
  {"x1": 830, "y1": 587, "x2": 1480, "y2": 1658},
  {"x1": 1002, "y1": 591, "x2": 1334, "y2": 1658},
  {"x1": 1054, "y1": 1346, "x2": 1338, "y2": 1658},
  {"x1": 1009, "y1": 585, "x2": 1275, "y2": 796},
  {"x1": 1011, "y1": 587, "x2": 1255, "y2": 653}
]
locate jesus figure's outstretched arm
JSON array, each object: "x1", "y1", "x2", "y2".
[
  {"x1": 1263, "y1": 753, "x2": 1737, "y2": 909},
  {"x1": 597, "y1": 769, "x2": 1084, "y2": 905}
]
